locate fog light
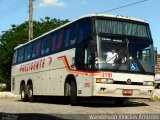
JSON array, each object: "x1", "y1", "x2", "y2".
[{"x1": 143, "y1": 81, "x2": 154, "y2": 86}]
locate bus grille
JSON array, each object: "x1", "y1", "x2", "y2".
[{"x1": 113, "y1": 81, "x2": 143, "y2": 85}]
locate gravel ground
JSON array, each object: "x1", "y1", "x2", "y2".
[
  {"x1": 0, "y1": 97, "x2": 160, "y2": 120},
  {"x1": 1, "y1": 89, "x2": 160, "y2": 99},
  {"x1": 0, "y1": 90, "x2": 159, "y2": 120}
]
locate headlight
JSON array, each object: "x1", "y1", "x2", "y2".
[
  {"x1": 96, "y1": 78, "x2": 114, "y2": 84},
  {"x1": 143, "y1": 81, "x2": 154, "y2": 86},
  {"x1": 106, "y1": 78, "x2": 114, "y2": 84}
]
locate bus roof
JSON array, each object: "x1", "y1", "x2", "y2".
[{"x1": 14, "y1": 13, "x2": 148, "y2": 50}]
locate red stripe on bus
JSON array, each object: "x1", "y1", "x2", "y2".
[{"x1": 57, "y1": 56, "x2": 101, "y2": 75}]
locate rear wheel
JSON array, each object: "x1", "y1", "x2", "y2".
[
  {"x1": 27, "y1": 84, "x2": 36, "y2": 102},
  {"x1": 20, "y1": 85, "x2": 28, "y2": 102},
  {"x1": 70, "y1": 81, "x2": 78, "y2": 106}
]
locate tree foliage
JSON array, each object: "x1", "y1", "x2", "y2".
[{"x1": 0, "y1": 17, "x2": 69, "y2": 91}]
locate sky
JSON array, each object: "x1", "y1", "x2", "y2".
[{"x1": 0, "y1": 0, "x2": 159, "y2": 53}]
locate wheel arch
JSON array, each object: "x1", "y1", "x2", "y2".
[
  {"x1": 64, "y1": 74, "x2": 77, "y2": 86},
  {"x1": 64, "y1": 74, "x2": 77, "y2": 94},
  {"x1": 27, "y1": 79, "x2": 33, "y2": 86}
]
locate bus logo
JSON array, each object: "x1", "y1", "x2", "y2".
[{"x1": 126, "y1": 79, "x2": 132, "y2": 85}]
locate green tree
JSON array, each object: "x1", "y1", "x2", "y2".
[{"x1": 0, "y1": 17, "x2": 69, "y2": 91}]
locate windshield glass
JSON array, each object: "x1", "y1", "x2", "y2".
[
  {"x1": 95, "y1": 19, "x2": 152, "y2": 39},
  {"x1": 95, "y1": 36, "x2": 154, "y2": 74}
]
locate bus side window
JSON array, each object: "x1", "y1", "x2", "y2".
[
  {"x1": 63, "y1": 28, "x2": 70, "y2": 48},
  {"x1": 12, "y1": 50, "x2": 18, "y2": 64},
  {"x1": 69, "y1": 23, "x2": 77, "y2": 46},
  {"x1": 63, "y1": 23, "x2": 77, "y2": 48},
  {"x1": 77, "y1": 18, "x2": 92, "y2": 43},
  {"x1": 24, "y1": 43, "x2": 32, "y2": 60},
  {"x1": 51, "y1": 33, "x2": 56, "y2": 52},
  {"x1": 32, "y1": 40, "x2": 41, "y2": 58},
  {"x1": 17, "y1": 47, "x2": 24, "y2": 63},
  {"x1": 56, "y1": 30, "x2": 63, "y2": 50},
  {"x1": 41, "y1": 36, "x2": 50, "y2": 55},
  {"x1": 142, "y1": 49, "x2": 151, "y2": 61}
]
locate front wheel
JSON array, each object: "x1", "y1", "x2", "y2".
[
  {"x1": 27, "y1": 85, "x2": 36, "y2": 102},
  {"x1": 70, "y1": 81, "x2": 78, "y2": 106},
  {"x1": 20, "y1": 85, "x2": 28, "y2": 102},
  {"x1": 63, "y1": 83, "x2": 70, "y2": 104}
]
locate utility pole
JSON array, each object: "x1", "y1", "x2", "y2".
[{"x1": 29, "y1": 0, "x2": 33, "y2": 41}]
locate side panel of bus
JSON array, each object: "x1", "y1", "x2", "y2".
[{"x1": 11, "y1": 48, "x2": 93, "y2": 97}]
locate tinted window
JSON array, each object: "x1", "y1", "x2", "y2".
[
  {"x1": 64, "y1": 23, "x2": 77, "y2": 47},
  {"x1": 24, "y1": 44, "x2": 32, "y2": 60},
  {"x1": 70, "y1": 24, "x2": 77, "y2": 45},
  {"x1": 95, "y1": 19, "x2": 151, "y2": 39},
  {"x1": 41, "y1": 36, "x2": 50, "y2": 55},
  {"x1": 75, "y1": 45, "x2": 84, "y2": 69},
  {"x1": 32, "y1": 40, "x2": 41, "y2": 58},
  {"x1": 17, "y1": 47, "x2": 24, "y2": 63},
  {"x1": 51, "y1": 33, "x2": 56, "y2": 52},
  {"x1": 77, "y1": 18, "x2": 92, "y2": 43},
  {"x1": 63, "y1": 29, "x2": 70, "y2": 47},
  {"x1": 51, "y1": 30, "x2": 63, "y2": 51},
  {"x1": 57, "y1": 30, "x2": 63, "y2": 50},
  {"x1": 13, "y1": 50, "x2": 18, "y2": 64}
]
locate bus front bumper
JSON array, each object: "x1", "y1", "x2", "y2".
[{"x1": 93, "y1": 84, "x2": 154, "y2": 98}]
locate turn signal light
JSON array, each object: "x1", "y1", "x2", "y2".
[{"x1": 96, "y1": 78, "x2": 101, "y2": 83}]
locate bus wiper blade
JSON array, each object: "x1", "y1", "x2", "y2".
[{"x1": 113, "y1": 48, "x2": 127, "y2": 72}]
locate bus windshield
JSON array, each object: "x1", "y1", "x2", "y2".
[
  {"x1": 95, "y1": 18, "x2": 152, "y2": 39},
  {"x1": 95, "y1": 36, "x2": 154, "y2": 74},
  {"x1": 94, "y1": 18, "x2": 154, "y2": 74}
]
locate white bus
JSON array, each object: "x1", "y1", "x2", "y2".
[{"x1": 11, "y1": 14, "x2": 155, "y2": 106}]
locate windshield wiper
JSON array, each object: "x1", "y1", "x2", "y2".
[
  {"x1": 113, "y1": 38, "x2": 129, "y2": 71},
  {"x1": 113, "y1": 48, "x2": 127, "y2": 72},
  {"x1": 113, "y1": 38, "x2": 146, "y2": 73}
]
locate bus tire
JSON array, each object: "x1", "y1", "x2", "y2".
[
  {"x1": 27, "y1": 84, "x2": 35, "y2": 102},
  {"x1": 64, "y1": 82, "x2": 70, "y2": 96},
  {"x1": 20, "y1": 85, "x2": 28, "y2": 102},
  {"x1": 64, "y1": 82, "x2": 70, "y2": 104},
  {"x1": 70, "y1": 81, "x2": 77, "y2": 106},
  {"x1": 115, "y1": 98, "x2": 124, "y2": 106}
]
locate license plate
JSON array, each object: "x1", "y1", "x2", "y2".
[{"x1": 122, "y1": 89, "x2": 133, "y2": 95}]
